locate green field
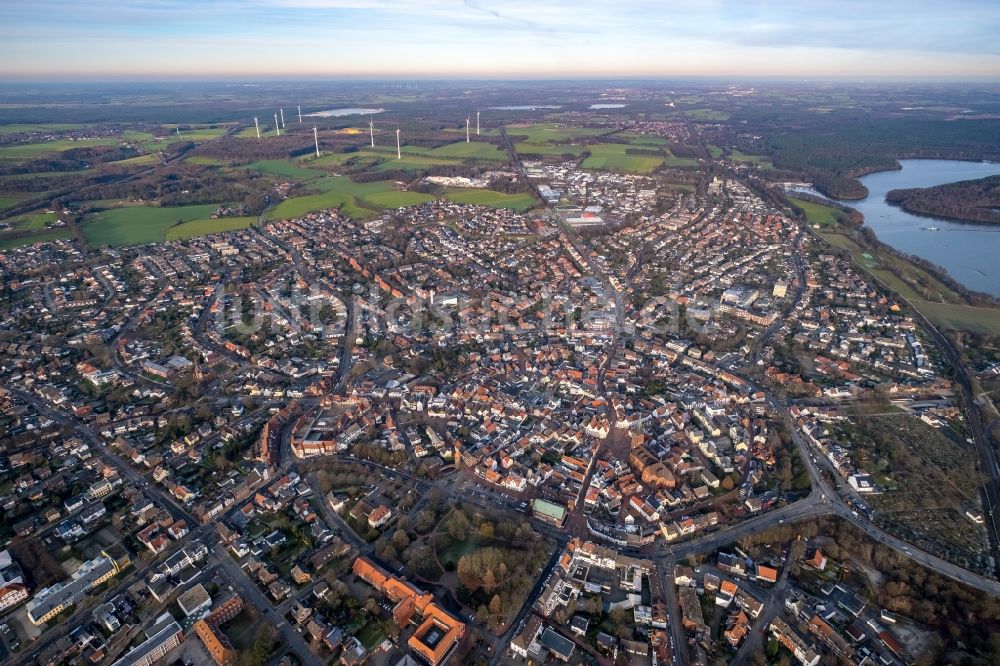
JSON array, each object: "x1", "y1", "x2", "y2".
[
  {"x1": 707, "y1": 145, "x2": 724, "y2": 158},
  {"x1": 910, "y1": 301, "x2": 1000, "y2": 334},
  {"x1": 505, "y1": 123, "x2": 606, "y2": 143},
  {"x1": 729, "y1": 150, "x2": 774, "y2": 169},
  {"x1": 176, "y1": 127, "x2": 228, "y2": 141},
  {"x1": 2, "y1": 210, "x2": 59, "y2": 230},
  {"x1": 245, "y1": 159, "x2": 328, "y2": 180},
  {"x1": 426, "y1": 141, "x2": 507, "y2": 160},
  {"x1": 185, "y1": 156, "x2": 228, "y2": 166},
  {"x1": 618, "y1": 133, "x2": 669, "y2": 146},
  {"x1": 0, "y1": 228, "x2": 73, "y2": 250},
  {"x1": 514, "y1": 142, "x2": 589, "y2": 158},
  {"x1": 111, "y1": 154, "x2": 159, "y2": 166},
  {"x1": 0, "y1": 196, "x2": 19, "y2": 211},
  {"x1": 581, "y1": 143, "x2": 664, "y2": 173},
  {"x1": 0, "y1": 123, "x2": 86, "y2": 134},
  {"x1": 790, "y1": 197, "x2": 842, "y2": 227},
  {"x1": 164, "y1": 216, "x2": 257, "y2": 241},
  {"x1": 266, "y1": 176, "x2": 430, "y2": 220},
  {"x1": 84, "y1": 204, "x2": 220, "y2": 246},
  {"x1": 685, "y1": 108, "x2": 730, "y2": 121},
  {"x1": 0, "y1": 138, "x2": 120, "y2": 160},
  {"x1": 439, "y1": 188, "x2": 537, "y2": 211}
]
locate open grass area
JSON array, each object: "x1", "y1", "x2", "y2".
[
  {"x1": 0, "y1": 228, "x2": 73, "y2": 250},
  {"x1": 83, "y1": 204, "x2": 220, "y2": 247},
  {"x1": 267, "y1": 175, "x2": 429, "y2": 220},
  {"x1": 662, "y1": 154, "x2": 701, "y2": 167},
  {"x1": 362, "y1": 189, "x2": 434, "y2": 208},
  {"x1": 685, "y1": 108, "x2": 730, "y2": 121},
  {"x1": 185, "y1": 156, "x2": 228, "y2": 166},
  {"x1": 505, "y1": 123, "x2": 606, "y2": 143},
  {"x1": 176, "y1": 127, "x2": 229, "y2": 141},
  {"x1": 790, "y1": 197, "x2": 842, "y2": 227},
  {"x1": 909, "y1": 301, "x2": 1000, "y2": 334},
  {"x1": 0, "y1": 138, "x2": 119, "y2": 160},
  {"x1": 618, "y1": 133, "x2": 669, "y2": 146},
  {"x1": 707, "y1": 145, "x2": 724, "y2": 159},
  {"x1": 440, "y1": 188, "x2": 537, "y2": 211},
  {"x1": 110, "y1": 154, "x2": 159, "y2": 166},
  {"x1": 164, "y1": 216, "x2": 257, "y2": 241},
  {"x1": 0, "y1": 123, "x2": 86, "y2": 134},
  {"x1": 2, "y1": 210, "x2": 59, "y2": 230},
  {"x1": 514, "y1": 142, "x2": 588, "y2": 158},
  {"x1": 581, "y1": 143, "x2": 664, "y2": 173},
  {"x1": 244, "y1": 159, "x2": 328, "y2": 180},
  {"x1": 426, "y1": 141, "x2": 507, "y2": 160},
  {"x1": 0, "y1": 196, "x2": 19, "y2": 211},
  {"x1": 729, "y1": 149, "x2": 774, "y2": 169}
]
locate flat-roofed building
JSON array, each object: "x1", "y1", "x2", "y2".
[
  {"x1": 531, "y1": 498, "x2": 567, "y2": 527},
  {"x1": 111, "y1": 613, "x2": 183, "y2": 666}
]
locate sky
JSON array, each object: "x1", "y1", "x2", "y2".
[{"x1": 1, "y1": 0, "x2": 999, "y2": 80}]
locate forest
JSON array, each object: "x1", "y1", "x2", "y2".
[{"x1": 886, "y1": 175, "x2": 1000, "y2": 225}]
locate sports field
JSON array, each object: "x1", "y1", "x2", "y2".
[
  {"x1": 439, "y1": 188, "x2": 537, "y2": 211},
  {"x1": 164, "y1": 216, "x2": 257, "y2": 241},
  {"x1": 84, "y1": 204, "x2": 220, "y2": 246}
]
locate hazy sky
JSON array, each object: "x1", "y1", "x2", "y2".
[{"x1": 2, "y1": 0, "x2": 998, "y2": 80}]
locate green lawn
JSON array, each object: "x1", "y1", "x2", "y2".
[
  {"x1": 505, "y1": 123, "x2": 606, "y2": 143},
  {"x1": 267, "y1": 176, "x2": 405, "y2": 220},
  {"x1": 185, "y1": 156, "x2": 228, "y2": 166},
  {"x1": 0, "y1": 228, "x2": 73, "y2": 250},
  {"x1": 790, "y1": 197, "x2": 842, "y2": 227},
  {"x1": 0, "y1": 123, "x2": 86, "y2": 134},
  {"x1": 0, "y1": 196, "x2": 19, "y2": 211},
  {"x1": 729, "y1": 150, "x2": 773, "y2": 169},
  {"x1": 111, "y1": 154, "x2": 159, "y2": 166},
  {"x1": 581, "y1": 143, "x2": 664, "y2": 173},
  {"x1": 515, "y1": 142, "x2": 589, "y2": 158},
  {"x1": 685, "y1": 108, "x2": 730, "y2": 121},
  {"x1": 707, "y1": 145, "x2": 724, "y2": 158},
  {"x1": 0, "y1": 138, "x2": 120, "y2": 160},
  {"x1": 618, "y1": 133, "x2": 669, "y2": 146},
  {"x1": 426, "y1": 141, "x2": 507, "y2": 160},
  {"x1": 440, "y1": 188, "x2": 537, "y2": 211},
  {"x1": 244, "y1": 159, "x2": 328, "y2": 180},
  {"x1": 164, "y1": 216, "x2": 257, "y2": 241},
  {"x1": 909, "y1": 301, "x2": 1000, "y2": 334},
  {"x1": 83, "y1": 204, "x2": 220, "y2": 246},
  {"x1": 3, "y1": 210, "x2": 59, "y2": 230}
]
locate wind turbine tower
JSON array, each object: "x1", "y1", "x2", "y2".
[
  {"x1": 253, "y1": 117, "x2": 261, "y2": 139},
  {"x1": 298, "y1": 106, "x2": 302, "y2": 123},
  {"x1": 476, "y1": 108, "x2": 480, "y2": 135},
  {"x1": 176, "y1": 127, "x2": 182, "y2": 139},
  {"x1": 466, "y1": 116, "x2": 470, "y2": 143},
  {"x1": 369, "y1": 117, "x2": 375, "y2": 148},
  {"x1": 279, "y1": 108, "x2": 286, "y2": 128},
  {"x1": 313, "y1": 126, "x2": 320, "y2": 157},
  {"x1": 274, "y1": 114, "x2": 280, "y2": 136},
  {"x1": 395, "y1": 127, "x2": 401, "y2": 160}
]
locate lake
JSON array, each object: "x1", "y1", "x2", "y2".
[
  {"x1": 590, "y1": 103, "x2": 627, "y2": 109},
  {"x1": 305, "y1": 107, "x2": 385, "y2": 117},
  {"x1": 489, "y1": 105, "x2": 562, "y2": 110},
  {"x1": 797, "y1": 159, "x2": 1000, "y2": 298}
]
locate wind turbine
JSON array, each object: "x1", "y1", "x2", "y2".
[
  {"x1": 253, "y1": 117, "x2": 261, "y2": 139},
  {"x1": 465, "y1": 115, "x2": 470, "y2": 143},
  {"x1": 313, "y1": 126, "x2": 320, "y2": 158},
  {"x1": 274, "y1": 114, "x2": 280, "y2": 136},
  {"x1": 279, "y1": 108, "x2": 286, "y2": 128},
  {"x1": 476, "y1": 107, "x2": 480, "y2": 135},
  {"x1": 298, "y1": 105, "x2": 302, "y2": 123},
  {"x1": 395, "y1": 126, "x2": 401, "y2": 160},
  {"x1": 369, "y1": 117, "x2": 375, "y2": 148},
  {"x1": 176, "y1": 127, "x2": 182, "y2": 139}
]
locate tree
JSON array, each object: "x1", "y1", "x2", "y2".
[
  {"x1": 489, "y1": 594, "x2": 503, "y2": 617},
  {"x1": 392, "y1": 529, "x2": 410, "y2": 551},
  {"x1": 479, "y1": 522, "x2": 495, "y2": 539}
]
